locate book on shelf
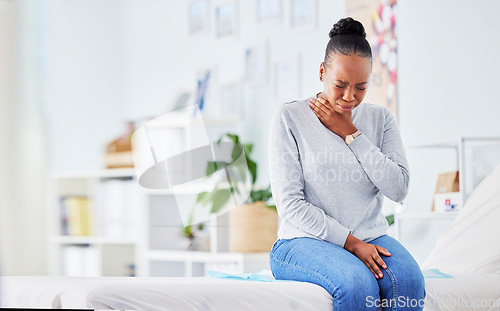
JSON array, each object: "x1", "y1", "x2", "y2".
[
  {"x1": 96, "y1": 179, "x2": 140, "y2": 239},
  {"x1": 60, "y1": 196, "x2": 92, "y2": 236}
]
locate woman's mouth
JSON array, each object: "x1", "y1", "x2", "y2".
[{"x1": 337, "y1": 104, "x2": 354, "y2": 112}]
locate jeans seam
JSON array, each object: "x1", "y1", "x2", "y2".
[
  {"x1": 384, "y1": 267, "x2": 397, "y2": 311},
  {"x1": 270, "y1": 252, "x2": 343, "y2": 309}
]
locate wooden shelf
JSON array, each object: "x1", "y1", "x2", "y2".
[
  {"x1": 50, "y1": 235, "x2": 139, "y2": 245},
  {"x1": 395, "y1": 211, "x2": 460, "y2": 220},
  {"x1": 50, "y1": 168, "x2": 135, "y2": 179},
  {"x1": 141, "y1": 182, "x2": 214, "y2": 195},
  {"x1": 142, "y1": 114, "x2": 238, "y2": 128},
  {"x1": 147, "y1": 250, "x2": 269, "y2": 262}
]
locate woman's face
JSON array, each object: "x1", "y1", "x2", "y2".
[{"x1": 319, "y1": 53, "x2": 371, "y2": 114}]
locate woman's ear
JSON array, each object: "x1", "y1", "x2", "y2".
[{"x1": 319, "y1": 62, "x2": 325, "y2": 82}]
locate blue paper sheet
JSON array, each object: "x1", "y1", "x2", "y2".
[
  {"x1": 209, "y1": 268, "x2": 454, "y2": 282},
  {"x1": 207, "y1": 270, "x2": 296, "y2": 282},
  {"x1": 422, "y1": 269, "x2": 454, "y2": 279}
]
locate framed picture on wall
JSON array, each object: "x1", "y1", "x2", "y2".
[
  {"x1": 219, "y1": 81, "x2": 242, "y2": 119},
  {"x1": 274, "y1": 54, "x2": 300, "y2": 102},
  {"x1": 188, "y1": 0, "x2": 209, "y2": 35},
  {"x1": 215, "y1": 0, "x2": 237, "y2": 39},
  {"x1": 245, "y1": 42, "x2": 268, "y2": 85},
  {"x1": 256, "y1": 0, "x2": 281, "y2": 25},
  {"x1": 290, "y1": 0, "x2": 316, "y2": 31}
]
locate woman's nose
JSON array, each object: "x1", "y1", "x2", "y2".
[{"x1": 343, "y1": 87, "x2": 355, "y2": 102}]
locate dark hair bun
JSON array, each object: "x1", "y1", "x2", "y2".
[{"x1": 329, "y1": 17, "x2": 366, "y2": 39}]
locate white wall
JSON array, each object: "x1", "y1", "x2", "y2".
[
  {"x1": 121, "y1": 0, "x2": 347, "y2": 185},
  {"x1": 44, "y1": 0, "x2": 346, "y2": 186},
  {"x1": 397, "y1": 0, "x2": 500, "y2": 263},
  {"x1": 44, "y1": 0, "x2": 500, "y2": 179},
  {"x1": 0, "y1": 0, "x2": 47, "y2": 275},
  {"x1": 44, "y1": 0, "x2": 128, "y2": 171},
  {"x1": 398, "y1": 0, "x2": 500, "y2": 144},
  {"x1": 4, "y1": 0, "x2": 500, "y2": 274},
  {"x1": 0, "y1": 0, "x2": 19, "y2": 275}
]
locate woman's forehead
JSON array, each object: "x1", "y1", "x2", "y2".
[{"x1": 327, "y1": 54, "x2": 371, "y2": 81}]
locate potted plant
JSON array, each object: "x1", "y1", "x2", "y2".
[{"x1": 188, "y1": 133, "x2": 278, "y2": 253}]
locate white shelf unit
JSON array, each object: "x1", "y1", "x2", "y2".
[
  {"x1": 403, "y1": 136, "x2": 500, "y2": 205},
  {"x1": 393, "y1": 210, "x2": 460, "y2": 240},
  {"x1": 140, "y1": 185, "x2": 271, "y2": 277},
  {"x1": 48, "y1": 115, "x2": 272, "y2": 277},
  {"x1": 146, "y1": 250, "x2": 270, "y2": 277},
  {"x1": 47, "y1": 168, "x2": 141, "y2": 277},
  {"x1": 48, "y1": 170, "x2": 271, "y2": 278},
  {"x1": 393, "y1": 137, "x2": 500, "y2": 262},
  {"x1": 134, "y1": 110, "x2": 272, "y2": 277}
]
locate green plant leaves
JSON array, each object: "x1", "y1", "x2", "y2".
[
  {"x1": 196, "y1": 191, "x2": 211, "y2": 205},
  {"x1": 385, "y1": 214, "x2": 394, "y2": 226},
  {"x1": 246, "y1": 157, "x2": 257, "y2": 184},
  {"x1": 266, "y1": 205, "x2": 277, "y2": 211},
  {"x1": 194, "y1": 133, "x2": 273, "y2": 220},
  {"x1": 250, "y1": 185, "x2": 272, "y2": 203},
  {"x1": 210, "y1": 187, "x2": 232, "y2": 214},
  {"x1": 224, "y1": 133, "x2": 240, "y2": 144},
  {"x1": 205, "y1": 161, "x2": 229, "y2": 176},
  {"x1": 187, "y1": 133, "x2": 275, "y2": 240},
  {"x1": 196, "y1": 187, "x2": 233, "y2": 214},
  {"x1": 216, "y1": 133, "x2": 257, "y2": 185},
  {"x1": 242, "y1": 143, "x2": 253, "y2": 155}
]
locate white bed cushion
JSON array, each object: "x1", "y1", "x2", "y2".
[
  {"x1": 65, "y1": 273, "x2": 500, "y2": 311},
  {"x1": 3, "y1": 273, "x2": 500, "y2": 310},
  {"x1": 0, "y1": 276, "x2": 334, "y2": 310},
  {"x1": 1, "y1": 276, "x2": 98, "y2": 308},
  {"x1": 422, "y1": 164, "x2": 500, "y2": 275},
  {"x1": 424, "y1": 273, "x2": 500, "y2": 311},
  {"x1": 83, "y1": 277, "x2": 333, "y2": 311}
]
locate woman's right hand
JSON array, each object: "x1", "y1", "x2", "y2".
[{"x1": 344, "y1": 234, "x2": 391, "y2": 279}]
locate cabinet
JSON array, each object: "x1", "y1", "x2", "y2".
[
  {"x1": 393, "y1": 136, "x2": 500, "y2": 263},
  {"x1": 139, "y1": 183, "x2": 271, "y2": 277},
  {"x1": 48, "y1": 114, "x2": 272, "y2": 277},
  {"x1": 135, "y1": 111, "x2": 271, "y2": 276},
  {"x1": 47, "y1": 169, "x2": 141, "y2": 277},
  {"x1": 48, "y1": 170, "x2": 271, "y2": 277}
]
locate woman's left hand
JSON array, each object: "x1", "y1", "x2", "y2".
[{"x1": 308, "y1": 95, "x2": 357, "y2": 140}]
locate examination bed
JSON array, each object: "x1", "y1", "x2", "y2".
[{"x1": 2, "y1": 165, "x2": 500, "y2": 310}]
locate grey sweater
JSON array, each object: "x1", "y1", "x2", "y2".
[{"x1": 268, "y1": 97, "x2": 409, "y2": 248}]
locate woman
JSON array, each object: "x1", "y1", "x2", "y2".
[{"x1": 268, "y1": 17, "x2": 426, "y2": 310}]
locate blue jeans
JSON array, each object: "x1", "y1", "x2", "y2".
[{"x1": 269, "y1": 235, "x2": 426, "y2": 311}]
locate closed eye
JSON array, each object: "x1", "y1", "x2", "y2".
[{"x1": 336, "y1": 85, "x2": 365, "y2": 91}]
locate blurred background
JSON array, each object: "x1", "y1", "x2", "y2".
[{"x1": 1, "y1": 0, "x2": 500, "y2": 276}]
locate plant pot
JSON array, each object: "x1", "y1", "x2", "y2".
[{"x1": 228, "y1": 201, "x2": 278, "y2": 253}]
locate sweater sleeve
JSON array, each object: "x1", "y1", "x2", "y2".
[
  {"x1": 268, "y1": 105, "x2": 351, "y2": 248},
  {"x1": 347, "y1": 107, "x2": 410, "y2": 202}
]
